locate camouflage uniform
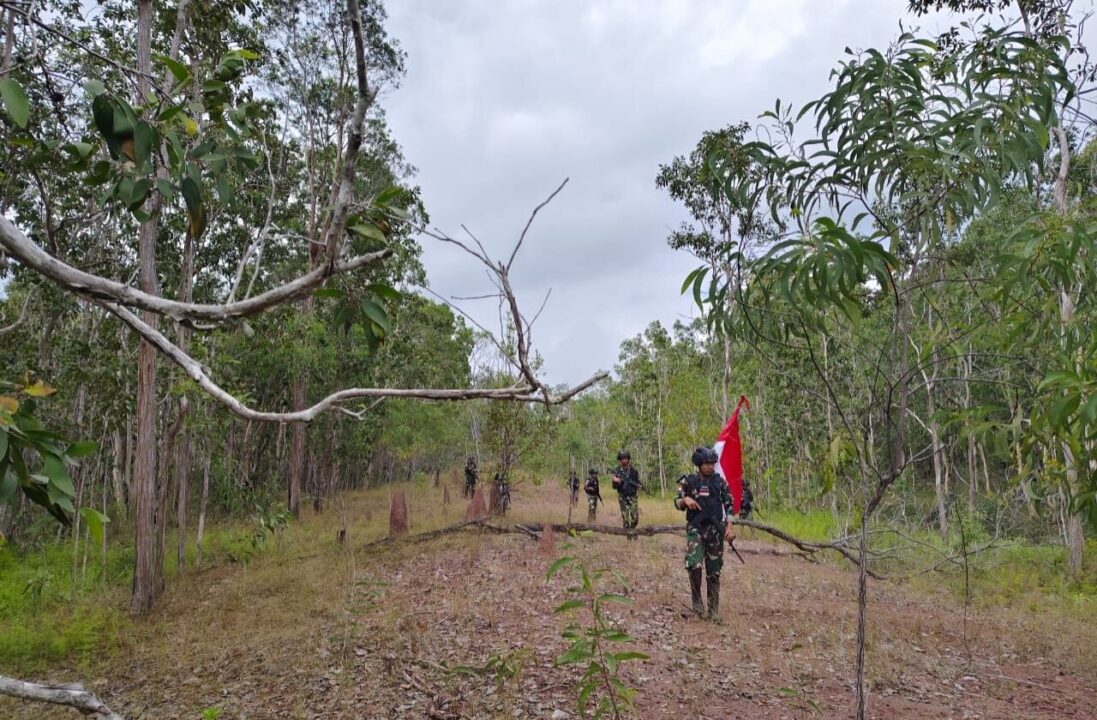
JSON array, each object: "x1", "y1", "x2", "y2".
[
  {"x1": 464, "y1": 459, "x2": 478, "y2": 498},
  {"x1": 676, "y1": 468, "x2": 732, "y2": 618},
  {"x1": 611, "y1": 464, "x2": 641, "y2": 534},
  {"x1": 492, "y1": 472, "x2": 510, "y2": 514},
  {"x1": 584, "y1": 471, "x2": 601, "y2": 522},
  {"x1": 568, "y1": 471, "x2": 580, "y2": 505}
]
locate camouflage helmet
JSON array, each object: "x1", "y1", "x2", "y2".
[
  {"x1": 691, "y1": 446, "x2": 718, "y2": 467},
  {"x1": 616, "y1": 450, "x2": 631, "y2": 461},
  {"x1": 588, "y1": 468, "x2": 599, "y2": 476}
]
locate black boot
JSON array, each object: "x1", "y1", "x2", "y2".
[
  {"x1": 706, "y1": 576, "x2": 721, "y2": 623},
  {"x1": 689, "y1": 568, "x2": 704, "y2": 616}
]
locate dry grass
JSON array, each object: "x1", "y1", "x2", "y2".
[{"x1": 3, "y1": 477, "x2": 1095, "y2": 719}]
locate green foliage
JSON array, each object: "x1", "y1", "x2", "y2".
[
  {"x1": 906, "y1": 539, "x2": 1097, "y2": 610},
  {"x1": 548, "y1": 552, "x2": 649, "y2": 719},
  {"x1": 0, "y1": 77, "x2": 30, "y2": 128},
  {"x1": 0, "y1": 377, "x2": 98, "y2": 526},
  {"x1": 994, "y1": 204, "x2": 1097, "y2": 511},
  {"x1": 0, "y1": 540, "x2": 129, "y2": 672},
  {"x1": 250, "y1": 501, "x2": 292, "y2": 550},
  {"x1": 759, "y1": 509, "x2": 839, "y2": 542},
  {"x1": 451, "y1": 647, "x2": 531, "y2": 693},
  {"x1": 693, "y1": 27, "x2": 1072, "y2": 340}
]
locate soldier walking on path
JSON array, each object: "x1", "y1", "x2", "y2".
[
  {"x1": 611, "y1": 450, "x2": 641, "y2": 538},
  {"x1": 675, "y1": 446, "x2": 735, "y2": 621},
  {"x1": 464, "y1": 457, "x2": 478, "y2": 498},
  {"x1": 584, "y1": 469, "x2": 602, "y2": 522},
  {"x1": 567, "y1": 470, "x2": 580, "y2": 506}
]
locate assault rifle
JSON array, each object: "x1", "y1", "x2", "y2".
[
  {"x1": 610, "y1": 466, "x2": 646, "y2": 495},
  {"x1": 683, "y1": 477, "x2": 746, "y2": 565},
  {"x1": 728, "y1": 536, "x2": 746, "y2": 565}
]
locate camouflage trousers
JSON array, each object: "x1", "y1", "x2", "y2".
[
  {"x1": 587, "y1": 494, "x2": 599, "y2": 522},
  {"x1": 618, "y1": 495, "x2": 639, "y2": 529},
  {"x1": 685, "y1": 524, "x2": 724, "y2": 579}
]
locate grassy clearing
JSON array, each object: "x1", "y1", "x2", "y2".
[
  {"x1": 910, "y1": 540, "x2": 1097, "y2": 610},
  {"x1": 1, "y1": 473, "x2": 1094, "y2": 679}
]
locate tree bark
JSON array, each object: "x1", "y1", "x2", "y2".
[
  {"x1": 196, "y1": 452, "x2": 211, "y2": 568},
  {"x1": 926, "y1": 348, "x2": 948, "y2": 541},
  {"x1": 288, "y1": 397, "x2": 306, "y2": 517},
  {"x1": 130, "y1": 0, "x2": 159, "y2": 616},
  {"x1": 1051, "y1": 119, "x2": 1085, "y2": 575},
  {"x1": 175, "y1": 230, "x2": 196, "y2": 569},
  {"x1": 110, "y1": 427, "x2": 125, "y2": 513}
]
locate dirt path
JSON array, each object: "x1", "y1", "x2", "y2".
[
  {"x1": 4, "y1": 486, "x2": 1094, "y2": 720},
  {"x1": 317, "y1": 532, "x2": 1095, "y2": 720}
]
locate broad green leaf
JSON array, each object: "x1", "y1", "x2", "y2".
[
  {"x1": 133, "y1": 121, "x2": 155, "y2": 167},
  {"x1": 1049, "y1": 393, "x2": 1080, "y2": 430},
  {"x1": 597, "y1": 592, "x2": 631, "y2": 604},
  {"x1": 360, "y1": 299, "x2": 391, "y2": 335},
  {"x1": 79, "y1": 507, "x2": 110, "y2": 544},
  {"x1": 156, "y1": 178, "x2": 176, "y2": 201},
  {"x1": 180, "y1": 175, "x2": 207, "y2": 239},
  {"x1": 367, "y1": 283, "x2": 401, "y2": 301},
  {"x1": 66, "y1": 441, "x2": 98, "y2": 458},
  {"x1": 612, "y1": 651, "x2": 649, "y2": 661},
  {"x1": 155, "y1": 54, "x2": 191, "y2": 85},
  {"x1": 546, "y1": 556, "x2": 575, "y2": 579},
  {"x1": 577, "y1": 681, "x2": 596, "y2": 712},
  {"x1": 0, "y1": 78, "x2": 30, "y2": 128},
  {"x1": 375, "y1": 186, "x2": 403, "y2": 205},
  {"x1": 313, "y1": 288, "x2": 346, "y2": 299},
  {"x1": 66, "y1": 142, "x2": 94, "y2": 160},
  {"x1": 0, "y1": 468, "x2": 16, "y2": 504},
  {"x1": 84, "y1": 80, "x2": 106, "y2": 98},
  {"x1": 556, "y1": 645, "x2": 591, "y2": 665},
  {"x1": 553, "y1": 599, "x2": 585, "y2": 614},
  {"x1": 361, "y1": 321, "x2": 381, "y2": 352},
  {"x1": 1084, "y1": 395, "x2": 1097, "y2": 424},
  {"x1": 349, "y1": 222, "x2": 386, "y2": 243},
  {"x1": 43, "y1": 454, "x2": 75, "y2": 498}
]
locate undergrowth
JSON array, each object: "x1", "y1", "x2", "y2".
[{"x1": 1, "y1": 475, "x2": 1094, "y2": 678}]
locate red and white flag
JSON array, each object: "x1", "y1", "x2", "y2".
[{"x1": 714, "y1": 395, "x2": 750, "y2": 515}]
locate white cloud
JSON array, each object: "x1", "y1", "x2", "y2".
[{"x1": 382, "y1": 0, "x2": 995, "y2": 385}]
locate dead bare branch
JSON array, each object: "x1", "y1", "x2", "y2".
[
  {"x1": 2, "y1": 0, "x2": 602, "y2": 434},
  {"x1": 362, "y1": 517, "x2": 883, "y2": 577},
  {"x1": 101, "y1": 301, "x2": 606, "y2": 422},
  {"x1": 0, "y1": 286, "x2": 33, "y2": 337},
  {"x1": 0, "y1": 674, "x2": 124, "y2": 720},
  {"x1": 508, "y1": 178, "x2": 568, "y2": 272},
  {"x1": 0, "y1": 216, "x2": 392, "y2": 326}
]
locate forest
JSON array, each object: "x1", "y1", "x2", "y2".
[{"x1": 0, "y1": 0, "x2": 1095, "y2": 718}]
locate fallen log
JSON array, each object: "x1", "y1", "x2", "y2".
[
  {"x1": 361, "y1": 518, "x2": 881, "y2": 577},
  {"x1": 0, "y1": 675, "x2": 124, "y2": 719}
]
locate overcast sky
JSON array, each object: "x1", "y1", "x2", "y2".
[{"x1": 381, "y1": 0, "x2": 980, "y2": 387}]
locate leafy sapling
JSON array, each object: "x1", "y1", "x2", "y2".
[{"x1": 547, "y1": 551, "x2": 649, "y2": 719}]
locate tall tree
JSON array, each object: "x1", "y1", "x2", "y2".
[{"x1": 686, "y1": 23, "x2": 1072, "y2": 720}]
